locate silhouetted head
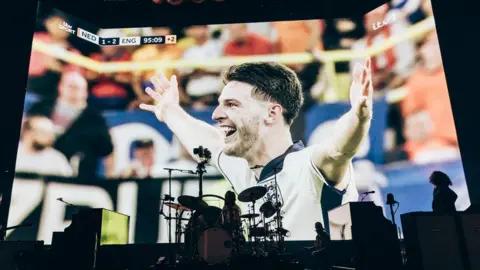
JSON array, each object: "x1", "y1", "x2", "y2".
[
  {"x1": 315, "y1": 222, "x2": 324, "y2": 232},
  {"x1": 225, "y1": 190, "x2": 236, "y2": 206},
  {"x1": 430, "y1": 171, "x2": 452, "y2": 188}
]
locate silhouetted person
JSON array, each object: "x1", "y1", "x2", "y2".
[
  {"x1": 221, "y1": 191, "x2": 243, "y2": 250},
  {"x1": 305, "y1": 222, "x2": 331, "y2": 270},
  {"x1": 430, "y1": 171, "x2": 458, "y2": 214}
]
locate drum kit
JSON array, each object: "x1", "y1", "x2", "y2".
[
  {"x1": 157, "y1": 146, "x2": 290, "y2": 267},
  {"x1": 161, "y1": 186, "x2": 290, "y2": 266}
]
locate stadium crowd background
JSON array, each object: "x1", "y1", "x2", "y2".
[{"x1": 17, "y1": 0, "x2": 463, "y2": 197}]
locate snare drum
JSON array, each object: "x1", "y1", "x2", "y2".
[{"x1": 198, "y1": 226, "x2": 233, "y2": 265}]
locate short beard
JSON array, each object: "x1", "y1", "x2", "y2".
[
  {"x1": 32, "y1": 141, "x2": 48, "y2": 152},
  {"x1": 223, "y1": 117, "x2": 260, "y2": 158}
]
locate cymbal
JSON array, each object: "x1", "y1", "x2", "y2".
[
  {"x1": 260, "y1": 201, "x2": 277, "y2": 218},
  {"x1": 249, "y1": 227, "x2": 270, "y2": 237},
  {"x1": 178, "y1": 195, "x2": 208, "y2": 211},
  {"x1": 238, "y1": 186, "x2": 267, "y2": 202},
  {"x1": 164, "y1": 202, "x2": 191, "y2": 212},
  {"x1": 240, "y1": 213, "x2": 260, "y2": 219}
]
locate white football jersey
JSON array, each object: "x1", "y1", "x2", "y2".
[{"x1": 215, "y1": 141, "x2": 358, "y2": 241}]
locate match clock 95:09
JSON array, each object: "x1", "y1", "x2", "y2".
[{"x1": 141, "y1": 35, "x2": 177, "y2": 45}]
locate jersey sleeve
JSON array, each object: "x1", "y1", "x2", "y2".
[{"x1": 302, "y1": 147, "x2": 358, "y2": 200}]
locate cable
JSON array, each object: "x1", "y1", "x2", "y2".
[{"x1": 393, "y1": 202, "x2": 400, "y2": 216}]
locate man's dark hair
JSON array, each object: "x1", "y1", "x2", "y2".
[
  {"x1": 222, "y1": 62, "x2": 304, "y2": 125},
  {"x1": 133, "y1": 139, "x2": 154, "y2": 149},
  {"x1": 430, "y1": 171, "x2": 453, "y2": 187}
]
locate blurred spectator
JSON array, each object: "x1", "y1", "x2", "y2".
[
  {"x1": 401, "y1": 31, "x2": 459, "y2": 164},
  {"x1": 86, "y1": 29, "x2": 135, "y2": 111},
  {"x1": 289, "y1": 61, "x2": 321, "y2": 141},
  {"x1": 27, "y1": 11, "x2": 83, "y2": 99},
  {"x1": 212, "y1": 23, "x2": 277, "y2": 47},
  {"x1": 131, "y1": 27, "x2": 185, "y2": 110},
  {"x1": 26, "y1": 71, "x2": 113, "y2": 183},
  {"x1": 246, "y1": 23, "x2": 278, "y2": 41},
  {"x1": 323, "y1": 17, "x2": 365, "y2": 51},
  {"x1": 389, "y1": 0, "x2": 425, "y2": 24},
  {"x1": 224, "y1": 24, "x2": 274, "y2": 56},
  {"x1": 350, "y1": 4, "x2": 415, "y2": 91},
  {"x1": 15, "y1": 116, "x2": 73, "y2": 176},
  {"x1": 272, "y1": 20, "x2": 323, "y2": 53},
  {"x1": 178, "y1": 25, "x2": 224, "y2": 109},
  {"x1": 120, "y1": 139, "x2": 157, "y2": 179},
  {"x1": 322, "y1": 17, "x2": 365, "y2": 81}
]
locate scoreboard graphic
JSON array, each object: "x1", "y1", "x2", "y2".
[{"x1": 75, "y1": 27, "x2": 177, "y2": 46}]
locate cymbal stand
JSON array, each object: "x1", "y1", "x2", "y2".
[
  {"x1": 273, "y1": 167, "x2": 284, "y2": 251},
  {"x1": 263, "y1": 214, "x2": 268, "y2": 251},
  {"x1": 249, "y1": 198, "x2": 260, "y2": 255},
  {"x1": 175, "y1": 210, "x2": 181, "y2": 244},
  {"x1": 163, "y1": 168, "x2": 175, "y2": 266}
]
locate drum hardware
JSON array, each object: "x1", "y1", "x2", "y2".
[
  {"x1": 159, "y1": 168, "x2": 178, "y2": 266},
  {"x1": 260, "y1": 201, "x2": 277, "y2": 219},
  {"x1": 177, "y1": 195, "x2": 208, "y2": 212},
  {"x1": 180, "y1": 194, "x2": 238, "y2": 265},
  {"x1": 192, "y1": 145, "x2": 211, "y2": 198},
  {"x1": 272, "y1": 166, "x2": 286, "y2": 252},
  {"x1": 238, "y1": 186, "x2": 267, "y2": 246},
  {"x1": 164, "y1": 202, "x2": 191, "y2": 212},
  {"x1": 240, "y1": 213, "x2": 260, "y2": 219}
]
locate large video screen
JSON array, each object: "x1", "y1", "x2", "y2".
[{"x1": 8, "y1": 0, "x2": 470, "y2": 244}]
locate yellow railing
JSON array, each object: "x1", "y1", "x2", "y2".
[{"x1": 31, "y1": 16, "x2": 436, "y2": 102}]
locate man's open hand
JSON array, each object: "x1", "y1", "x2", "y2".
[
  {"x1": 350, "y1": 58, "x2": 374, "y2": 121},
  {"x1": 139, "y1": 72, "x2": 180, "y2": 122}
]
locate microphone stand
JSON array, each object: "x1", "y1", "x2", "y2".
[
  {"x1": 389, "y1": 202, "x2": 396, "y2": 228},
  {"x1": 0, "y1": 223, "x2": 33, "y2": 242},
  {"x1": 197, "y1": 160, "x2": 208, "y2": 198},
  {"x1": 192, "y1": 146, "x2": 211, "y2": 198}
]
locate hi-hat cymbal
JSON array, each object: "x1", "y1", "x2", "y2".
[
  {"x1": 238, "y1": 186, "x2": 267, "y2": 202},
  {"x1": 164, "y1": 202, "x2": 191, "y2": 212},
  {"x1": 178, "y1": 195, "x2": 208, "y2": 211},
  {"x1": 240, "y1": 213, "x2": 260, "y2": 219}
]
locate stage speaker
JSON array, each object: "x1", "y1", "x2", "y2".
[
  {"x1": 401, "y1": 213, "x2": 465, "y2": 270},
  {"x1": 0, "y1": 241, "x2": 44, "y2": 270},
  {"x1": 458, "y1": 213, "x2": 480, "y2": 270}
]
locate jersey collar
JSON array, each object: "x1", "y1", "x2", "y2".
[{"x1": 257, "y1": 140, "x2": 305, "y2": 182}]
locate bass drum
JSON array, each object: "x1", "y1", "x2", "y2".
[
  {"x1": 183, "y1": 194, "x2": 225, "y2": 259},
  {"x1": 198, "y1": 226, "x2": 233, "y2": 265}
]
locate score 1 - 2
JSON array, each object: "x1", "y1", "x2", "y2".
[{"x1": 100, "y1": 37, "x2": 120, "y2": 46}]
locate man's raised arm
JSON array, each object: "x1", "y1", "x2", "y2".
[
  {"x1": 311, "y1": 59, "x2": 373, "y2": 189},
  {"x1": 139, "y1": 72, "x2": 224, "y2": 160},
  {"x1": 163, "y1": 104, "x2": 224, "y2": 159}
]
